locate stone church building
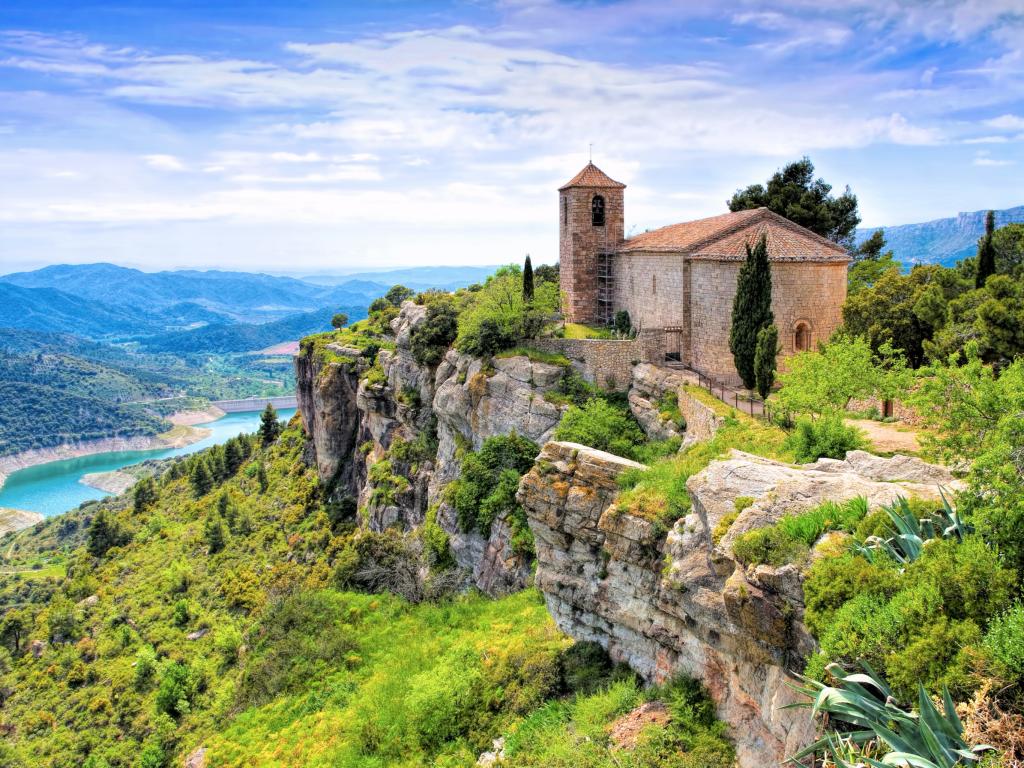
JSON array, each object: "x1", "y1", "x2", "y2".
[{"x1": 558, "y1": 162, "x2": 850, "y2": 386}]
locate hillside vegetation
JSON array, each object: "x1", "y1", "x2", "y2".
[{"x1": 0, "y1": 419, "x2": 732, "y2": 768}]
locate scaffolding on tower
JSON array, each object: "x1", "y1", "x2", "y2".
[{"x1": 597, "y1": 252, "x2": 615, "y2": 325}]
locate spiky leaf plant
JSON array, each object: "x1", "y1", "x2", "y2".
[
  {"x1": 786, "y1": 662, "x2": 992, "y2": 768},
  {"x1": 854, "y1": 491, "x2": 970, "y2": 566}
]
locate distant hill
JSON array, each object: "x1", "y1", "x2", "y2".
[
  {"x1": 139, "y1": 306, "x2": 366, "y2": 354},
  {"x1": 856, "y1": 205, "x2": 1024, "y2": 268},
  {"x1": 0, "y1": 263, "x2": 382, "y2": 323},
  {"x1": 0, "y1": 283, "x2": 162, "y2": 338},
  {"x1": 299, "y1": 265, "x2": 500, "y2": 289},
  {"x1": 0, "y1": 263, "x2": 487, "y2": 337}
]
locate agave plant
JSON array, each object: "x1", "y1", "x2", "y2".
[
  {"x1": 854, "y1": 490, "x2": 971, "y2": 565},
  {"x1": 786, "y1": 662, "x2": 992, "y2": 768}
]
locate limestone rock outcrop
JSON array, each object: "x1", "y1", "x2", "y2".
[
  {"x1": 628, "y1": 363, "x2": 690, "y2": 441},
  {"x1": 294, "y1": 343, "x2": 364, "y2": 487},
  {"x1": 296, "y1": 302, "x2": 567, "y2": 594},
  {"x1": 520, "y1": 440, "x2": 959, "y2": 767}
]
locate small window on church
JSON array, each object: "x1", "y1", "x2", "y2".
[
  {"x1": 794, "y1": 323, "x2": 810, "y2": 352},
  {"x1": 652, "y1": 275, "x2": 657, "y2": 295},
  {"x1": 563, "y1": 197, "x2": 568, "y2": 227},
  {"x1": 592, "y1": 195, "x2": 605, "y2": 227}
]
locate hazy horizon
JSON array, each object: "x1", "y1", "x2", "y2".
[{"x1": 1, "y1": 1, "x2": 1022, "y2": 273}]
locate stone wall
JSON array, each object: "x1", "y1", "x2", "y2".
[
  {"x1": 611, "y1": 251, "x2": 688, "y2": 334},
  {"x1": 847, "y1": 396, "x2": 925, "y2": 426},
  {"x1": 689, "y1": 259, "x2": 847, "y2": 386},
  {"x1": 533, "y1": 334, "x2": 664, "y2": 391},
  {"x1": 677, "y1": 387, "x2": 725, "y2": 443}
]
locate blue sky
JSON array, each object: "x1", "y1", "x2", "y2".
[{"x1": 1, "y1": 0, "x2": 1022, "y2": 273}]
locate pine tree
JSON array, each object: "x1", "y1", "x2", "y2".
[
  {"x1": 204, "y1": 514, "x2": 225, "y2": 555},
  {"x1": 754, "y1": 324, "x2": 779, "y2": 400},
  {"x1": 87, "y1": 510, "x2": 119, "y2": 557},
  {"x1": 257, "y1": 462, "x2": 268, "y2": 493},
  {"x1": 729, "y1": 233, "x2": 774, "y2": 389},
  {"x1": 224, "y1": 438, "x2": 243, "y2": 476},
  {"x1": 976, "y1": 210, "x2": 997, "y2": 288},
  {"x1": 133, "y1": 476, "x2": 158, "y2": 514},
  {"x1": 522, "y1": 255, "x2": 534, "y2": 302},
  {"x1": 189, "y1": 459, "x2": 213, "y2": 498},
  {"x1": 258, "y1": 404, "x2": 281, "y2": 446}
]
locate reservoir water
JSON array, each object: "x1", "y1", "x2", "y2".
[{"x1": 0, "y1": 409, "x2": 296, "y2": 517}]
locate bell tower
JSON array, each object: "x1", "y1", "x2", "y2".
[{"x1": 558, "y1": 162, "x2": 625, "y2": 324}]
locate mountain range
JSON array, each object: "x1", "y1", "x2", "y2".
[
  {"x1": 856, "y1": 204, "x2": 1024, "y2": 268},
  {"x1": 0, "y1": 263, "x2": 491, "y2": 344}
]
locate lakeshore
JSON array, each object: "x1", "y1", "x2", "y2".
[{"x1": 0, "y1": 408, "x2": 295, "y2": 524}]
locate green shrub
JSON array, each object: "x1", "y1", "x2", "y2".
[
  {"x1": 805, "y1": 535, "x2": 1016, "y2": 698},
  {"x1": 853, "y1": 508, "x2": 893, "y2": 540},
  {"x1": 237, "y1": 591, "x2": 357, "y2": 707},
  {"x1": 803, "y1": 552, "x2": 899, "y2": 635},
  {"x1": 557, "y1": 641, "x2": 629, "y2": 696},
  {"x1": 731, "y1": 497, "x2": 868, "y2": 566},
  {"x1": 405, "y1": 653, "x2": 484, "y2": 750},
  {"x1": 784, "y1": 415, "x2": 866, "y2": 462},
  {"x1": 155, "y1": 661, "x2": 197, "y2": 718},
  {"x1": 171, "y1": 599, "x2": 190, "y2": 627},
  {"x1": 421, "y1": 506, "x2": 454, "y2": 569},
  {"x1": 137, "y1": 741, "x2": 165, "y2": 768},
  {"x1": 731, "y1": 526, "x2": 808, "y2": 566},
  {"x1": 133, "y1": 646, "x2": 158, "y2": 691},
  {"x1": 456, "y1": 267, "x2": 559, "y2": 358},
  {"x1": 983, "y1": 603, "x2": 1024, "y2": 683},
  {"x1": 448, "y1": 433, "x2": 539, "y2": 535},
  {"x1": 410, "y1": 300, "x2": 458, "y2": 367},
  {"x1": 554, "y1": 398, "x2": 647, "y2": 461},
  {"x1": 657, "y1": 391, "x2": 685, "y2": 431},
  {"x1": 333, "y1": 530, "x2": 415, "y2": 591}
]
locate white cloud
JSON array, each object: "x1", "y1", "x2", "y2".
[
  {"x1": 0, "y1": 6, "x2": 1021, "y2": 270},
  {"x1": 143, "y1": 154, "x2": 185, "y2": 171},
  {"x1": 986, "y1": 114, "x2": 1024, "y2": 130},
  {"x1": 973, "y1": 156, "x2": 1014, "y2": 166}
]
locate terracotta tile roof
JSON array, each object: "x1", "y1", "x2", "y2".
[
  {"x1": 618, "y1": 207, "x2": 849, "y2": 262},
  {"x1": 559, "y1": 162, "x2": 626, "y2": 191}
]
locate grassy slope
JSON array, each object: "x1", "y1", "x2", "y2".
[{"x1": 0, "y1": 419, "x2": 732, "y2": 768}]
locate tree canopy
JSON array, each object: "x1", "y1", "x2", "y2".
[{"x1": 728, "y1": 157, "x2": 860, "y2": 246}]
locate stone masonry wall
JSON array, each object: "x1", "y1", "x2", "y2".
[
  {"x1": 533, "y1": 333, "x2": 664, "y2": 391},
  {"x1": 677, "y1": 388, "x2": 725, "y2": 443},
  {"x1": 611, "y1": 251, "x2": 688, "y2": 333},
  {"x1": 689, "y1": 259, "x2": 847, "y2": 386}
]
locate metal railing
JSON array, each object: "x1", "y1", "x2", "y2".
[{"x1": 691, "y1": 369, "x2": 774, "y2": 423}]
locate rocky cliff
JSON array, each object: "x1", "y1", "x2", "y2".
[
  {"x1": 295, "y1": 303, "x2": 568, "y2": 593},
  {"x1": 519, "y1": 441, "x2": 958, "y2": 767},
  {"x1": 296, "y1": 304, "x2": 962, "y2": 765}
]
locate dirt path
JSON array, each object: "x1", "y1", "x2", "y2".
[{"x1": 846, "y1": 418, "x2": 921, "y2": 454}]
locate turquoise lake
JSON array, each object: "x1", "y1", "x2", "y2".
[{"x1": 0, "y1": 409, "x2": 296, "y2": 517}]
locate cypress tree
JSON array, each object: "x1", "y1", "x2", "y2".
[
  {"x1": 257, "y1": 462, "x2": 268, "y2": 493},
  {"x1": 522, "y1": 255, "x2": 534, "y2": 302},
  {"x1": 976, "y1": 210, "x2": 997, "y2": 288},
  {"x1": 754, "y1": 324, "x2": 779, "y2": 400},
  {"x1": 729, "y1": 233, "x2": 774, "y2": 389}
]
